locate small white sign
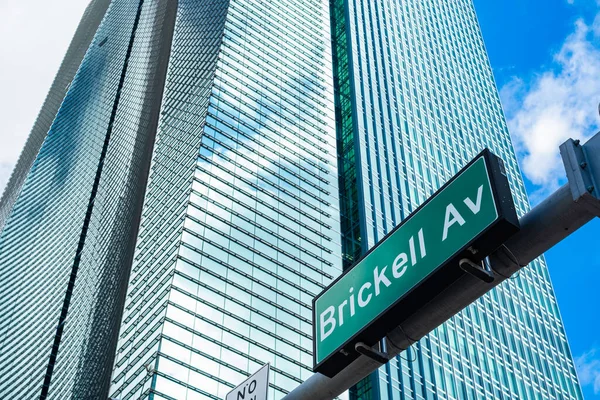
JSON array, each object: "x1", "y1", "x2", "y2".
[{"x1": 225, "y1": 363, "x2": 270, "y2": 400}]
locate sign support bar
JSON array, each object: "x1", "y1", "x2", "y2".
[
  {"x1": 283, "y1": 132, "x2": 600, "y2": 400},
  {"x1": 354, "y1": 342, "x2": 389, "y2": 364}
]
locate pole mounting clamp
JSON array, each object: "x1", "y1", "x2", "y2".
[
  {"x1": 459, "y1": 258, "x2": 495, "y2": 283},
  {"x1": 560, "y1": 136, "x2": 600, "y2": 217},
  {"x1": 355, "y1": 342, "x2": 390, "y2": 364}
]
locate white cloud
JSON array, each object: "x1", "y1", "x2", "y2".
[
  {"x1": 501, "y1": 13, "x2": 600, "y2": 202},
  {"x1": 575, "y1": 347, "x2": 600, "y2": 394},
  {"x1": 565, "y1": 0, "x2": 600, "y2": 11},
  {"x1": 0, "y1": 0, "x2": 88, "y2": 196}
]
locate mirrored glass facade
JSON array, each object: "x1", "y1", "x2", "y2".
[
  {"x1": 0, "y1": 0, "x2": 112, "y2": 231},
  {"x1": 0, "y1": 0, "x2": 176, "y2": 398},
  {"x1": 109, "y1": 0, "x2": 341, "y2": 399},
  {"x1": 333, "y1": 0, "x2": 583, "y2": 399}
]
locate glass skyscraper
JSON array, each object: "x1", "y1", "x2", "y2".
[
  {"x1": 0, "y1": 0, "x2": 112, "y2": 232},
  {"x1": 333, "y1": 0, "x2": 583, "y2": 399},
  {"x1": 0, "y1": 0, "x2": 177, "y2": 397},
  {"x1": 0, "y1": 1, "x2": 582, "y2": 400},
  {"x1": 109, "y1": 0, "x2": 341, "y2": 398}
]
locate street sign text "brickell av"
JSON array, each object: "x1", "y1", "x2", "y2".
[{"x1": 313, "y1": 150, "x2": 519, "y2": 377}]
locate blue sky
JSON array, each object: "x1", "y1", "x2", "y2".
[{"x1": 474, "y1": 0, "x2": 600, "y2": 398}]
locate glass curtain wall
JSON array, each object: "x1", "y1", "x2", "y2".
[
  {"x1": 110, "y1": 0, "x2": 342, "y2": 399},
  {"x1": 0, "y1": 0, "x2": 111, "y2": 231},
  {"x1": 0, "y1": 0, "x2": 176, "y2": 398},
  {"x1": 333, "y1": 0, "x2": 583, "y2": 399}
]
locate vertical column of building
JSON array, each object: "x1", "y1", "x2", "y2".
[
  {"x1": 110, "y1": 0, "x2": 232, "y2": 398},
  {"x1": 0, "y1": 0, "x2": 111, "y2": 231},
  {"x1": 338, "y1": 0, "x2": 583, "y2": 399},
  {"x1": 46, "y1": 0, "x2": 179, "y2": 398},
  {"x1": 0, "y1": 0, "x2": 179, "y2": 398},
  {"x1": 331, "y1": 0, "x2": 365, "y2": 269},
  {"x1": 111, "y1": 0, "x2": 342, "y2": 399}
]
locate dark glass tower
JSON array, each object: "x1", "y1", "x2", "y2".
[
  {"x1": 332, "y1": 0, "x2": 583, "y2": 399},
  {"x1": 0, "y1": 0, "x2": 582, "y2": 399},
  {"x1": 0, "y1": 0, "x2": 176, "y2": 398},
  {"x1": 0, "y1": 0, "x2": 112, "y2": 231}
]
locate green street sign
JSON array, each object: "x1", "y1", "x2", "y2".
[{"x1": 313, "y1": 150, "x2": 519, "y2": 377}]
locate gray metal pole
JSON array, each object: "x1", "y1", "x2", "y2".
[{"x1": 283, "y1": 135, "x2": 600, "y2": 400}]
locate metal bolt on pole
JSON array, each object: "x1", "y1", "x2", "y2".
[{"x1": 283, "y1": 133, "x2": 600, "y2": 400}]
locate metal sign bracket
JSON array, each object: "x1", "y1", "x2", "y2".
[
  {"x1": 459, "y1": 258, "x2": 495, "y2": 283},
  {"x1": 560, "y1": 136, "x2": 600, "y2": 216},
  {"x1": 354, "y1": 342, "x2": 390, "y2": 364}
]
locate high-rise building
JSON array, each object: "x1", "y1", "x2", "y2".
[
  {"x1": 108, "y1": 0, "x2": 341, "y2": 398},
  {"x1": 0, "y1": 0, "x2": 177, "y2": 397},
  {"x1": 0, "y1": 1, "x2": 582, "y2": 400},
  {"x1": 0, "y1": 0, "x2": 112, "y2": 231},
  {"x1": 332, "y1": 0, "x2": 583, "y2": 399}
]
